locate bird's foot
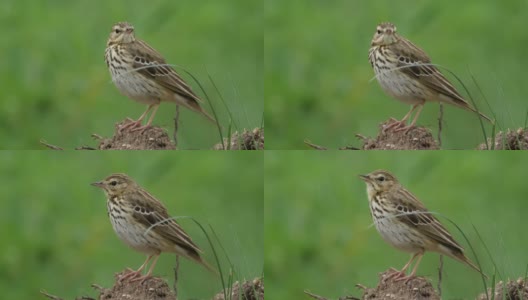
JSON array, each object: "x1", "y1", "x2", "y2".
[
  {"x1": 383, "y1": 268, "x2": 407, "y2": 281},
  {"x1": 383, "y1": 119, "x2": 408, "y2": 133},
  {"x1": 129, "y1": 273, "x2": 154, "y2": 284},
  {"x1": 393, "y1": 124, "x2": 415, "y2": 133},
  {"x1": 130, "y1": 124, "x2": 152, "y2": 134},
  {"x1": 118, "y1": 268, "x2": 143, "y2": 283},
  {"x1": 384, "y1": 268, "x2": 417, "y2": 283},
  {"x1": 393, "y1": 273, "x2": 418, "y2": 284},
  {"x1": 118, "y1": 119, "x2": 143, "y2": 133}
]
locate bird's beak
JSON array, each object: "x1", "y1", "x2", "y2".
[
  {"x1": 358, "y1": 174, "x2": 370, "y2": 182},
  {"x1": 91, "y1": 181, "x2": 103, "y2": 188}
]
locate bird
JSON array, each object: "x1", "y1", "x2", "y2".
[
  {"x1": 104, "y1": 22, "x2": 216, "y2": 133},
  {"x1": 91, "y1": 173, "x2": 217, "y2": 282},
  {"x1": 358, "y1": 169, "x2": 486, "y2": 282},
  {"x1": 368, "y1": 22, "x2": 492, "y2": 132}
]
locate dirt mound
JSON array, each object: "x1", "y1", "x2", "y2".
[
  {"x1": 41, "y1": 269, "x2": 264, "y2": 300},
  {"x1": 212, "y1": 127, "x2": 264, "y2": 150},
  {"x1": 476, "y1": 128, "x2": 528, "y2": 150},
  {"x1": 359, "y1": 120, "x2": 439, "y2": 150},
  {"x1": 97, "y1": 120, "x2": 176, "y2": 150}
]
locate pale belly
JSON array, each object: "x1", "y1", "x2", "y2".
[
  {"x1": 109, "y1": 67, "x2": 164, "y2": 105},
  {"x1": 375, "y1": 69, "x2": 430, "y2": 105},
  {"x1": 372, "y1": 211, "x2": 425, "y2": 253},
  {"x1": 109, "y1": 211, "x2": 161, "y2": 255}
]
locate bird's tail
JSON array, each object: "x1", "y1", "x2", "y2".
[
  {"x1": 192, "y1": 255, "x2": 220, "y2": 277},
  {"x1": 451, "y1": 251, "x2": 488, "y2": 280},
  {"x1": 179, "y1": 250, "x2": 220, "y2": 277},
  {"x1": 450, "y1": 97, "x2": 493, "y2": 124},
  {"x1": 197, "y1": 108, "x2": 218, "y2": 124},
  {"x1": 470, "y1": 108, "x2": 493, "y2": 124},
  {"x1": 180, "y1": 97, "x2": 219, "y2": 125}
]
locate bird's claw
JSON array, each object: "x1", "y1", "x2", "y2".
[{"x1": 118, "y1": 119, "x2": 143, "y2": 133}]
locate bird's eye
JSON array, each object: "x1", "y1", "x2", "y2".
[
  {"x1": 110, "y1": 180, "x2": 117, "y2": 186},
  {"x1": 377, "y1": 176, "x2": 385, "y2": 182},
  {"x1": 115, "y1": 29, "x2": 120, "y2": 34},
  {"x1": 377, "y1": 30, "x2": 382, "y2": 34}
]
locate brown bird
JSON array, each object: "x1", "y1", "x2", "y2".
[
  {"x1": 92, "y1": 173, "x2": 217, "y2": 282},
  {"x1": 105, "y1": 22, "x2": 216, "y2": 133},
  {"x1": 359, "y1": 170, "x2": 486, "y2": 282},
  {"x1": 369, "y1": 22, "x2": 492, "y2": 132}
]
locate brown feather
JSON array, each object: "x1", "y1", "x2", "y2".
[
  {"x1": 125, "y1": 188, "x2": 203, "y2": 256},
  {"x1": 385, "y1": 30, "x2": 492, "y2": 122},
  {"x1": 361, "y1": 170, "x2": 486, "y2": 278},
  {"x1": 390, "y1": 187, "x2": 465, "y2": 255}
]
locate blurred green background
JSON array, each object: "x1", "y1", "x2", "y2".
[
  {"x1": 265, "y1": 151, "x2": 527, "y2": 299},
  {"x1": 1, "y1": 0, "x2": 262, "y2": 149},
  {"x1": 0, "y1": 152, "x2": 263, "y2": 299},
  {"x1": 265, "y1": 0, "x2": 528, "y2": 149}
]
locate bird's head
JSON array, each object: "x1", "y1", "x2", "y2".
[
  {"x1": 107, "y1": 22, "x2": 135, "y2": 45},
  {"x1": 91, "y1": 173, "x2": 136, "y2": 196},
  {"x1": 371, "y1": 22, "x2": 399, "y2": 47},
  {"x1": 359, "y1": 170, "x2": 399, "y2": 193}
]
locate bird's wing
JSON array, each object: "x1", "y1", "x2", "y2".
[
  {"x1": 129, "y1": 39, "x2": 202, "y2": 103},
  {"x1": 391, "y1": 187, "x2": 465, "y2": 254},
  {"x1": 127, "y1": 188, "x2": 203, "y2": 254},
  {"x1": 391, "y1": 37, "x2": 468, "y2": 104}
]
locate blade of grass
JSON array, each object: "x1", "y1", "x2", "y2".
[
  {"x1": 522, "y1": 264, "x2": 528, "y2": 300},
  {"x1": 443, "y1": 68, "x2": 489, "y2": 146},
  {"x1": 227, "y1": 120, "x2": 233, "y2": 150},
  {"x1": 228, "y1": 73, "x2": 251, "y2": 128},
  {"x1": 118, "y1": 63, "x2": 224, "y2": 141},
  {"x1": 182, "y1": 68, "x2": 225, "y2": 141},
  {"x1": 190, "y1": 218, "x2": 229, "y2": 299},
  {"x1": 208, "y1": 73, "x2": 239, "y2": 131},
  {"x1": 471, "y1": 223, "x2": 502, "y2": 279},
  {"x1": 209, "y1": 224, "x2": 238, "y2": 300},
  {"x1": 376, "y1": 210, "x2": 489, "y2": 297},
  {"x1": 144, "y1": 216, "x2": 230, "y2": 299},
  {"x1": 207, "y1": 73, "x2": 239, "y2": 150},
  {"x1": 444, "y1": 218, "x2": 488, "y2": 292},
  {"x1": 372, "y1": 63, "x2": 492, "y2": 148},
  {"x1": 467, "y1": 70, "x2": 496, "y2": 149}
]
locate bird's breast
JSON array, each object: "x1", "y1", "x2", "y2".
[
  {"x1": 105, "y1": 46, "x2": 163, "y2": 105},
  {"x1": 370, "y1": 47, "x2": 431, "y2": 105},
  {"x1": 106, "y1": 201, "x2": 161, "y2": 254},
  {"x1": 369, "y1": 195, "x2": 425, "y2": 253}
]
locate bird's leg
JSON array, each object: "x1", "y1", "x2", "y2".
[
  {"x1": 132, "y1": 104, "x2": 160, "y2": 133},
  {"x1": 384, "y1": 105, "x2": 419, "y2": 132},
  {"x1": 119, "y1": 255, "x2": 153, "y2": 282},
  {"x1": 395, "y1": 104, "x2": 424, "y2": 133},
  {"x1": 385, "y1": 252, "x2": 420, "y2": 281},
  {"x1": 394, "y1": 252, "x2": 424, "y2": 283},
  {"x1": 119, "y1": 105, "x2": 154, "y2": 132},
  {"x1": 131, "y1": 254, "x2": 161, "y2": 283}
]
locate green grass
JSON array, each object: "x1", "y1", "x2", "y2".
[
  {"x1": 0, "y1": 0, "x2": 262, "y2": 149},
  {"x1": 264, "y1": 151, "x2": 528, "y2": 299},
  {"x1": 265, "y1": 0, "x2": 528, "y2": 149},
  {"x1": 0, "y1": 152, "x2": 263, "y2": 299}
]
